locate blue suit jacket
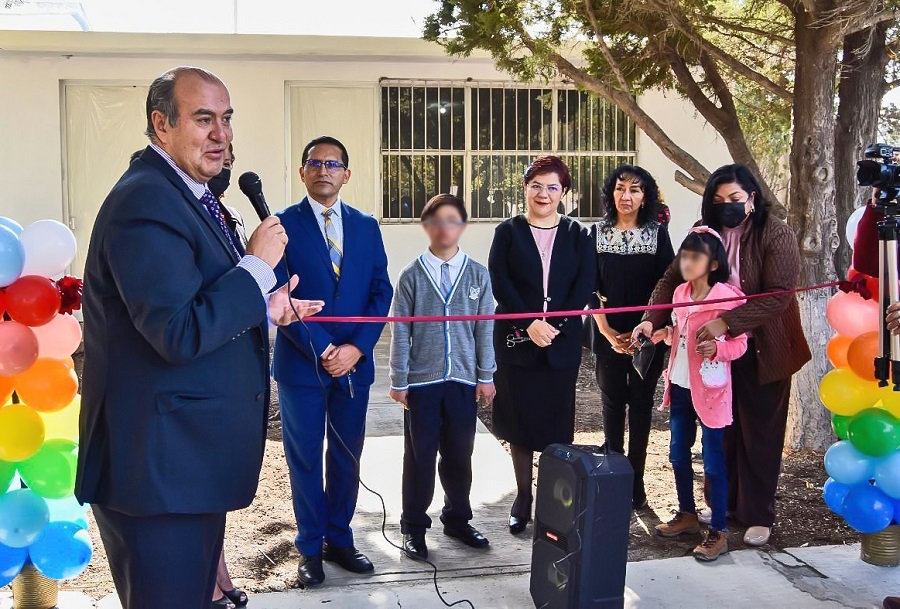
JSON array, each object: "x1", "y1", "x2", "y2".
[
  {"x1": 76, "y1": 146, "x2": 271, "y2": 517},
  {"x1": 273, "y1": 198, "x2": 392, "y2": 388}
]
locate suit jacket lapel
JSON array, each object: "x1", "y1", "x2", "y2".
[
  {"x1": 297, "y1": 199, "x2": 338, "y2": 281},
  {"x1": 140, "y1": 147, "x2": 239, "y2": 264},
  {"x1": 338, "y1": 205, "x2": 356, "y2": 285}
]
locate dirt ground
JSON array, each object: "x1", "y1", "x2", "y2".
[{"x1": 65, "y1": 349, "x2": 857, "y2": 599}]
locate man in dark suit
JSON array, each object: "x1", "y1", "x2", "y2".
[
  {"x1": 274, "y1": 136, "x2": 393, "y2": 587},
  {"x1": 76, "y1": 66, "x2": 321, "y2": 609}
]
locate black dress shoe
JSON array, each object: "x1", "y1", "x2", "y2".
[
  {"x1": 443, "y1": 522, "x2": 490, "y2": 548},
  {"x1": 402, "y1": 533, "x2": 428, "y2": 560},
  {"x1": 508, "y1": 514, "x2": 530, "y2": 535},
  {"x1": 297, "y1": 554, "x2": 325, "y2": 588},
  {"x1": 323, "y1": 543, "x2": 375, "y2": 574}
]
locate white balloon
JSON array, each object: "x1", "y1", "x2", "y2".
[
  {"x1": 846, "y1": 206, "x2": 866, "y2": 250},
  {"x1": 20, "y1": 219, "x2": 77, "y2": 278}
]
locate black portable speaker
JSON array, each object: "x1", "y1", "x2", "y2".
[{"x1": 530, "y1": 444, "x2": 633, "y2": 609}]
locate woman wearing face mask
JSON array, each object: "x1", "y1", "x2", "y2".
[
  {"x1": 489, "y1": 155, "x2": 595, "y2": 535},
  {"x1": 637, "y1": 164, "x2": 810, "y2": 548},
  {"x1": 589, "y1": 165, "x2": 674, "y2": 510}
]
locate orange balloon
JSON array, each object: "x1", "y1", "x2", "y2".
[
  {"x1": 14, "y1": 359, "x2": 79, "y2": 413},
  {"x1": 828, "y1": 335, "x2": 853, "y2": 369},
  {"x1": 847, "y1": 331, "x2": 879, "y2": 382},
  {"x1": 0, "y1": 374, "x2": 13, "y2": 404}
]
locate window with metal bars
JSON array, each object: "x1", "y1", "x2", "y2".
[{"x1": 380, "y1": 82, "x2": 636, "y2": 222}]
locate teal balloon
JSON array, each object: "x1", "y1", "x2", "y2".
[
  {"x1": 847, "y1": 408, "x2": 900, "y2": 457},
  {"x1": 832, "y1": 414, "x2": 852, "y2": 440},
  {"x1": 45, "y1": 495, "x2": 88, "y2": 528},
  {"x1": 29, "y1": 521, "x2": 92, "y2": 580},
  {"x1": 17, "y1": 439, "x2": 77, "y2": 499},
  {"x1": 0, "y1": 541, "x2": 27, "y2": 587},
  {"x1": 824, "y1": 441, "x2": 876, "y2": 485},
  {"x1": 874, "y1": 452, "x2": 900, "y2": 499},
  {"x1": 0, "y1": 224, "x2": 24, "y2": 288},
  {"x1": 0, "y1": 459, "x2": 15, "y2": 497},
  {"x1": 842, "y1": 484, "x2": 895, "y2": 534},
  {"x1": 0, "y1": 488, "x2": 49, "y2": 548},
  {"x1": 0, "y1": 217, "x2": 23, "y2": 236}
]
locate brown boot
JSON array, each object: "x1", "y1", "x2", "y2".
[
  {"x1": 693, "y1": 530, "x2": 729, "y2": 562},
  {"x1": 655, "y1": 511, "x2": 700, "y2": 538}
]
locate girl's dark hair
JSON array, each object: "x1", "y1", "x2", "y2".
[
  {"x1": 601, "y1": 165, "x2": 661, "y2": 227},
  {"x1": 679, "y1": 231, "x2": 730, "y2": 286},
  {"x1": 523, "y1": 155, "x2": 572, "y2": 194},
  {"x1": 421, "y1": 193, "x2": 468, "y2": 223},
  {"x1": 700, "y1": 164, "x2": 770, "y2": 235}
]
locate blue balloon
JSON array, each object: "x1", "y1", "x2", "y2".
[
  {"x1": 0, "y1": 217, "x2": 23, "y2": 236},
  {"x1": 29, "y1": 521, "x2": 92, "y2": 580},
  {"x1": 0, "y1": 541, "x2": 27, "y2": 587},
  {"x1": 842, "y1": 484, "x2": 895, "y2": 534},
  {"x1": 0, "y1": 489, "x2": 49, "y2": 548},
  {"x1": 822, "y1": 478, "x2": 851, "y2": 515},
  {"x1": 825, "y1": 441, "x2": 876, "y2": 485},
  {"x1": 874, "y1": 452, "x2": 900, "y2": 499},
  {"x1": 45, "y1": 495, "x2": 89, "y2": 528},
  {"x1": 0, "y1": 224, "x2": 24, "y2": 288},
  {"x1": 893, "y1": 497, "x2": 900, "y2": 524}
]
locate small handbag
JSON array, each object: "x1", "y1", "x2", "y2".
[
  {"x1": 632, "y1": 335, "x2": 657, "y2": 380},
  {"x1": 699, "y1": 357, "x2": 729, "y2": 388}
]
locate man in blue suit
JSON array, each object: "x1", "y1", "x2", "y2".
[
  {"x1": 275, "y1": 136, "x2": 393, "y2": 586},
  {"x1": 76, "y1": 67, "x2": 321, "y2": 609}
]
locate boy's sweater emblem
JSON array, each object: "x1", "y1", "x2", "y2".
[{"x1": 468, "y1": 286, "x2": 480, "y2": 301}]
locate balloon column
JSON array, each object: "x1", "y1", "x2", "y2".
[{"x1": 0, "y1": 216, "x2": 92, "y2": 590}]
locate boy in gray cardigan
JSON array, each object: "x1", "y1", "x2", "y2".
[{"x1": 389, "y1": 194, "x2": 496, "y2": 561}]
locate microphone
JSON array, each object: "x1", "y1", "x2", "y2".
[{"x1": 238, "y1": 171, "x2": 271, "y2": 220}]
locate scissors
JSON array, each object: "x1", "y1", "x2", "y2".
[{"x1": 506, "y1": 330, "x2": 532, "y2": 348}]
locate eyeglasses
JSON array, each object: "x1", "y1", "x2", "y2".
[
  {"x1": 305, "y1": 159, "x2": 347, "y2": 173},
  {"x1": 423, "y1": 219, "x2": 466, "y2": 228},
  {"x1": 528, "y1": 183, "x2": 563, "y2": 195}
]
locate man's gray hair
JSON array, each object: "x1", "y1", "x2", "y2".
[{"x1": 145, "y1": 66, "x2": 225, "y2": 141}]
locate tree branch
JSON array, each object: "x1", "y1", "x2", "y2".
[
  {"x1": 517, "y1": 33, "x2": 712, "y2": 191},
  {"x1": 646, "y1": 0, "x2": 793, "y2": 101},
  {"x1": 844, "y1": 8, "x2": 900, "y2": 37},
  {"x1": 578, "y1": 0, "x2": 630, "y2": 92},
  {"x1": 696, "y1": 13, "x2": 794, "y2": 46}
]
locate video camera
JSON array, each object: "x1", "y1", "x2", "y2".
[{"x1": 857, "y1": 143, "x2": 900, "y2": 206}]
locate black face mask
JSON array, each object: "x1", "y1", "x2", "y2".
[
  {"x1": 714, "y1": 202, "x2": 749, "y2": 228},
  {"x1": 208, "y1": 167, "x2": 231, "y2": 199}
]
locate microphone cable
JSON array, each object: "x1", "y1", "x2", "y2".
[{"x1": 279, "y1": 255, "x2": 476, "y2": 609}]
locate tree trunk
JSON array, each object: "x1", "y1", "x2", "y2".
[
  {"x1": 785, "y1": 12, "x2": 841, "y2": 451},
  {"x1": 834, "y1": 24, "x2": 889, "y2": 275}
]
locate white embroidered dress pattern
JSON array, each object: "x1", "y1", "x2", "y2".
[{"x1": 594, "y1": 220, "x2": 661, "y2": 255}]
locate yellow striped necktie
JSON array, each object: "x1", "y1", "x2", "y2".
[{"x1": 322, "y1": 208, "x2": 342, "y2": 277}]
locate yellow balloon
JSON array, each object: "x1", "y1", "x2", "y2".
[
  {"x1": 38, "y1": 395, "x2": 81, "y2": 443},
  {"x1": 819, "y1": 368, "x2": 880, "y2": 417},
  {"x1": 879, "y1": 385, "x2": 900, "y2": 418},
  {"x1": 0, "y1": 403, "x2": 46, "y2": 462}
]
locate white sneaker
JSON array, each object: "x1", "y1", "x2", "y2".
[
  {"x1": 698, "y1": 507, "x2": 712, "y2": 525},
  {"x1": 743, "y1": 526, "x2": 771, "y2": 546}
]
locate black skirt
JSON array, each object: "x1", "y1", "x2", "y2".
[{"x1": 491, "y1": 352, "x2": 578, "y2": 452}]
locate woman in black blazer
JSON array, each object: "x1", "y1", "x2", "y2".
[{"x1": 488, "y1": 156, "x2": 595, "y2": 534}]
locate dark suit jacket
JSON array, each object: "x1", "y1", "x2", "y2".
[
  {"x1": 489, "y1": 215, "x2": 595, "y2": 369},
  {"x1": 76, "y1": 146, "x2": 270, "y2": 517},
  {"x1": 273, "y1": 197, "x2": 392, "y2": 388}
]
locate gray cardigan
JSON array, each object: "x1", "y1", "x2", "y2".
[{"x1": 389, "y1": 255, "x2": 496, "y2": 390}]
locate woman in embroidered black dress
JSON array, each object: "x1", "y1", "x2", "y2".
[{"x1": 589, "y1": 165, "x2": 674, "y2": 509}]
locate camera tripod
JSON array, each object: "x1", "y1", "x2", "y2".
[{"x1": 874, "y1": 194, "x2": 900, "y2": 390}]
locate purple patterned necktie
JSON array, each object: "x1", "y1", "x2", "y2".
[{"x1": 199, "y1": 189, "x2": 239, "y2": 258}]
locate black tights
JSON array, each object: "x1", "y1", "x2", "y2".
[{"x1": 510, "y1": 443, "x2": 534, "y2": 518}]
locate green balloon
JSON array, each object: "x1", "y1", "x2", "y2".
[
  {"x1": 832, "y1": 414, "x2": 852, "y2": 440},
  {"x1": 17, "y1": 439, "x2": 78, "y2": 499},
  {"x1": 0, "y1": 458, "x2": 15, "y2": 495},
  {"x1": 847, "y1": 408, "x2": 900, "y2": 457}
]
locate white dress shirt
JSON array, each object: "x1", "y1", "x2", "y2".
[
  {"x1": 308, "y1": 196, "x2": 344, "y2": 251},
  {"x1": 421, "y1": 247, "x2": 466, "y2": 292}
]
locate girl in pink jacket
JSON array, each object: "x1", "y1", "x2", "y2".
[{"x1": 634, "y1": 227, "x2": 747, "y2": 562}]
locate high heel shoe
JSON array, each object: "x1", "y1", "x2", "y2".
[{"x1": 508, "y1": 496, "x2": 533, "y2": 535}]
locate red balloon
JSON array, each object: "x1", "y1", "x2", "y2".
[
  {"x1": 0, "y1": 321, "x2": 39, "y2": 376},
  {"x1": 5, "y1": 276, "x2": 61, "y2": 327},
  {"x1": 0, "y1": 289, "x2": 6, "y2": 318}
]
